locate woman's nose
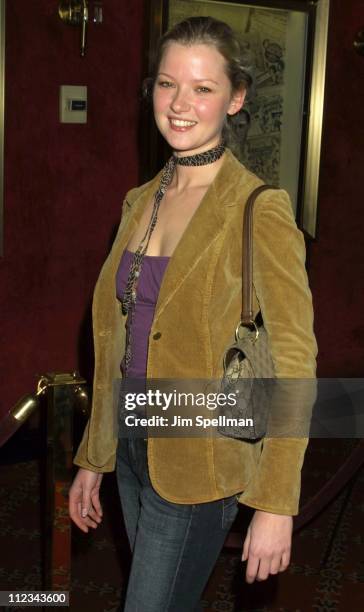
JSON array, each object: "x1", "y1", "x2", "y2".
[{"x1": 170, "y1": 88, "x2": 190, "y2": 113}]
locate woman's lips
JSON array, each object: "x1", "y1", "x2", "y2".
[{"x1": 168, "y1": 118, "x2": 197, "y2": 132}]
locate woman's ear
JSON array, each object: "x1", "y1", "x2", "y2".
[{"x1": 227, "y1": 87, "x2": 247, "y2": 116}]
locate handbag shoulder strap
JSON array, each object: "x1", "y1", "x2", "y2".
[{"x1": 241, "y1": 184, "x2": 278, "y2": 325}]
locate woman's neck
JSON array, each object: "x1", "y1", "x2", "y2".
[{"x1": 170, "y1": 152, "x2": 226, "y2": 192}]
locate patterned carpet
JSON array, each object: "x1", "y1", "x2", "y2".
[{"x1": 0, "y1": 435, "x2": 363, "y2": 611}]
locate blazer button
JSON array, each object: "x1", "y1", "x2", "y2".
[{"x1": 152, "y1": 332, "x2": 162, "y2": 340}]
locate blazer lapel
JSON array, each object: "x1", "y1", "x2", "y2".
[
  {"x1": 110, "y1": 174, "x2": 161, "y2": 270},
  {"x1": 153, "y1": 150, "x2": 241, "y2": 322}
]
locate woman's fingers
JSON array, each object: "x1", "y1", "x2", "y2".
[
  {"x1": 279, "y1": 549, "x2": 291, "y2": 572},
  {"x1": 255, "y1": 557, "x2": 272, "y2": 581},
  {"x1": 90, "y1": 488, "x2": 103, "y2": 519},
  {"x1": 73, "y1": 501, "x2": 100, "y2": 531},
  {"x1": 242, "y1": 526, "x2": 251, "y2": 562},
  {"x1": 70, "y1": 494, "x2": 91, "y2": 532},
  {"x1": 245, "y1": 552, "x2": 260, "y2": 584},
  {"x1": 75, "y1": 502, "x2": 90, "y2": 532},
  {"x1": 69, "y1": 497, "x2": 88, "y2": 533},
  {"x1": 81, "y1": 482, "x2": 92, "y2": 518},
  {"x1": 269, "y1": 553, "x2": 282, "y2": 575},
  {"x1": 87, "y1": 504, "x2": 102, "y2": 525},
  {"x1": 69, "y1": 468, "x2": 104, "y2": 532},
  {"x1": 245, "y1": 552, "x2": 283, "y2": 583},
  {"x1": 242, "y1": 510, "x2": 293, "y2": 583}
]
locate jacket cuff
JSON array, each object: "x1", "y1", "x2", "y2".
[
  {"x1": 73, "y1": 418, "x2": 116, "y2": 473},
  {"x1": 237, "y1": 437, "x2": 308, "y2": 515}
]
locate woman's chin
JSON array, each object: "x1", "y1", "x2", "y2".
[
  {"x1": 163, "y1": 131, "x2": 199, "y2": 151},
  {"x1": 163, "y1": 132, "x2": 222, "y2": 156}
]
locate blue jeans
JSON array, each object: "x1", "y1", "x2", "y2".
[{"x1": 115, "y1": 436, "x2": 240, "y2": 611}]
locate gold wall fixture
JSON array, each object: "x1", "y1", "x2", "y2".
[
  {"x1": 354, "y1": 29, "x2": 364, "y2": 56},
  {"x1": 59, "y1": 0, "x2": 89, "y2": 57}
]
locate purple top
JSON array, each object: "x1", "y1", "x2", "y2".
[{"x1": 116, "y1": 249, "x2": 170, "y2": 377}]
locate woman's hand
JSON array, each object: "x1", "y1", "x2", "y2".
[
  {"x1": 242, "y1": 510, "x2": 293, "y2": 583},
  {"x1": 69, "y1": 468, "x2": 104, "y2": 533}
]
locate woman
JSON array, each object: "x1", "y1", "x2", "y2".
[{"x1": 69, "y1": 16, "x2": 318, "y2": 611}]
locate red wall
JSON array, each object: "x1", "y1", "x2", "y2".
[
  {"x1": 0, "y1": 0, "x2": 363, "y2": 419},
  {"x1": 309, "y1": 0, "x2": 364, "y2": 376},
  {"x1": 0, "y1": 1, "x2": 144, "y2": 417}
]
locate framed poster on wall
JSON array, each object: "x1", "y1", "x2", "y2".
[{"x1": 144, "y1": 0, "x2": 330, "y2": 239}]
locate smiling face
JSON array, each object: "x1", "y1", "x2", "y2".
[{"x1": 152, "y1": 42, "x2": 246, "y2": 156}]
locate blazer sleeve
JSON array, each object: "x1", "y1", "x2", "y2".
[
  {"x1": 73, "y1": 191, "x2": 137, "y2": 473},
  {"x1": 237, "y1": 188, "x2": 318, "y2": 515}
]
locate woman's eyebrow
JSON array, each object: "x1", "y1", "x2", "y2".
[
  {"x1": 157, "y1": 72, "x2": 175, "y2": 79},
  {"x1": 157, "y1": 72, "x2": 218, "y2": 85},
  {"x1": 191, "y1": 78, "x2": 219, "y2": 85}
]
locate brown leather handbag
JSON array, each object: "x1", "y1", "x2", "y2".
[{"x1": 218, "y1": 185, "x2": 278, "y2": 441}]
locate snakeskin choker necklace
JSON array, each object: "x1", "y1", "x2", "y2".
[{"x1": 121, "y1": 140, "x2": 226, "y2": 373}]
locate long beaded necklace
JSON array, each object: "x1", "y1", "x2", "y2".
[{"x1": 121, "y1": 140, "x2": 226, "y2": 374}]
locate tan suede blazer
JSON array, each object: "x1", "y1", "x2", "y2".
[{"x1": 74, "y1": 149, "x2": 318, "y2": 515}]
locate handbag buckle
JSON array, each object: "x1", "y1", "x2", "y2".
[{"x1": 235, "y1": 320, "x2": 259, "y2": 343}]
